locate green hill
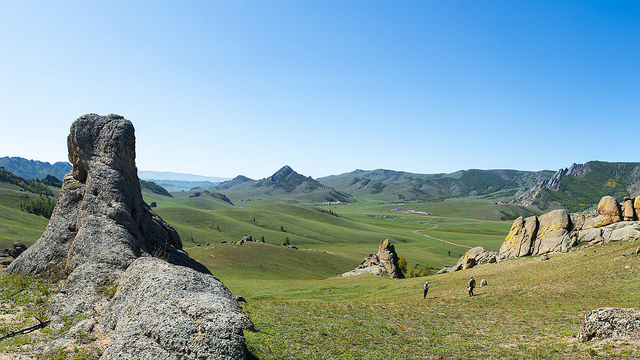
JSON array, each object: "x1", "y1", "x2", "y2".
[
  {"x1": 516, "y1": 161, "x2": 640, "y2": 212},
  {"x1": 319, "y1": 168, "x2": 554, "y2": 202},
  {"x1": 0, "y1": 183, "x2": 50, "y2": 249},
  {"x1": 0, "y1": 156, "x2": 71, "y2": 180}
]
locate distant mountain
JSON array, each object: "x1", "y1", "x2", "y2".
[
  {"x1": 138, "y1": 171, "x2": 230, "y2": 192},
  {"x1": 0, "y1": 156, "x2": 71, "y2": 180},
  {"x1": 511, "y1": 161, "x2": 640, "y2": 212},
  {"x1": 211, "y1": 165, "x2": 354, "y2": 203},
  {"x1": 138, "y1": 170, "x2": 229, "y2": 183},
  {"x1": 319, "y1": 168, "x2": 554, "y2": 202},
  {"x1": 142, "y1": 180, "x2": 221, "y2": 192}
]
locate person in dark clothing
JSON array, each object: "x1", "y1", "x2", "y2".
[
  {"x1": 468, "y1": 276, "x2": 476, "y2": 297},
  {"x1": 423, "y1": 281, "x2": 429, "y2": 299}
]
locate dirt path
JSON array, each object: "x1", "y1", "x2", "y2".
[{"x1": 412, "y1": 225, "x2": 473, "y2": 249}]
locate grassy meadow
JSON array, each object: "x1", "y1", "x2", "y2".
[{"x1": 1, "y1": 182, "x2": 638, "y2": 359}]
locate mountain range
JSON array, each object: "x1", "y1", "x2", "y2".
[{"x1": 4, "y1": 156, "x2": 640, "y2": 211}]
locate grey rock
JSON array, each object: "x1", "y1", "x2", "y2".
[
  {"x1": 101, "y1": 257, "x2": 253, "y2": 360},
  {"x1": 1, "y1": 114, "x2": 251, "y2": 359},
  {"x1": 4, "y1": 114, "x2": 209, "y2": 316},
  {"x1": 609, "y1": 223, "x2": 640, "y2": 242},
  {"x1": 480, "y1": 279, "x2": 488, "y2": 287},
  {"x1": 345, "y1": 239, "x2": 404, "y2": 279},
  {"x1": 578, "y1": 307, "x2": 640, "y2": 341},
  {"x1": 0, "y1": 257, "x2": 12, "y2": 266},
  {"x1": 577, "y1": 228, "x2": 603, "y2": 244},
  {"x1": 437, "y1": 264, "x2": 462, "y2": 274},
  {"x1": 9, "y1": 242, "x2": 27, "y2": 258},
  {"x1": 540, "y1": 253, "x2": 550, "y2": 261}
]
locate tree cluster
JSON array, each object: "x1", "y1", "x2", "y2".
[
  {"x1": 21, "y1": 197, "x2": 56, "y2": 219},
  {"x1": 0, "y1": 168, "x2": 54, "y2": 196}
]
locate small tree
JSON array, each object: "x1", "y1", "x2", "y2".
[
  {"x1": 284, "y1": 237, "x2": 290, "y2": 246},
  {"x1": 397, "y1": 255, "x2": 408, "y2": 275},
  {"x1": 280, "y1": 226, "x2": 285, "y2": 232},
  {"x1": 260, "y1": 235, "x2": 265, "y2": 243}
]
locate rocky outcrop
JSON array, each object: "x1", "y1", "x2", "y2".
[
  {"x1": 2, "y1": 114, "x2": 252, "y2": 359},
  {"x1": 534, "y1": 209, "x2": 574, "y2": 254},
  {"x1": 501, "y1": 195, "x2": 640, "y2": 260},
  {"x1": 512, "y1": 163, "x2": 589, "y2": 206},
  {"x1": 340, "y1": 239, "x2": 405, "y2": 279},
  {"x1": 578, "y1": 307, "x2": 640, "y2": 342},
  {"x1": 438, "y1": 247, "x2": 497, "y2": 274},
  {"x1": 499, "y1": 216, "x2": 538, "y2": 258}
]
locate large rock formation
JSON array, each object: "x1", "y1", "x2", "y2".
[
  {"x1": 578, "y1": 307, "x2": 640, "y2": 342},
  {"x1": 3, "y1": 114, "x2": 252, "y2": 359},
  {"x1": 500, "y1": 195, "x2": 640, "y2": 260},
  {"x1": 339, "y1": 239, "x2": 405, "y2": 279}
]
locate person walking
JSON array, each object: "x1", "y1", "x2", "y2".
[
  {"x1": 423, "y1": 281, "x2": 429, "y2": 299},
  {"x1": 468, "y1": 276, "x2": 476, "y2": 297}
]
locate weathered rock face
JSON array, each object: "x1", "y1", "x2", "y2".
[
  {"x1": 101, "y1": 257, "x2": 253, "y2": 360},
  {"x1": 341, "y1": 239, "x2": 405, "y2": 279},
  {"x1": 3, "y1": 114, "x2": 252, "y2": 359},
  {"x1": 499, "y1": 216, "x2": 538, "y2": 258},
  {"x1": 501, "y1": 195, "x2": 640, "y2": 260},
  {"x1": 578, "y1": 307, "x2": 640, "y2": 342},
  {"x1": 534, "y1": 209, "x2": 572, "y2": 254}
]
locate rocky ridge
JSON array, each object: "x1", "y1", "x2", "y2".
[
  {"x1": 511, "y1": 163, "x2": 589, "y2": 206},
  {"x1": 2, "y1": 114, "x2": 252, "y2": 359}
]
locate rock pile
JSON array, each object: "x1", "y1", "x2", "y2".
[
  {"x1": 0, "y1": 242, "x2": 27, "y2": 266},
  {"x1": 437, "y1": 246, "x2": 497, "y2": 274},
  {"x1": 339, "y1": 239, "x2": 404, "y2": 279},
  {"x1": 2, "y1": 114, "x2": 252, "y2": 359},
  {"x1": 578, "y1": 307, "x2": 640, "y2": 342},
  {"x1": 500, "y1": 195, "x2": 640, "y2": 260}
]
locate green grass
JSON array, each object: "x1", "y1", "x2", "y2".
[
  {"x1": 186, "y1": 242, "x2": 355, "y2": 281},
  {"x1": 0, "y1": 187, "x2": 50, "y2": 248},
  {"x1": 236, "y1": 240, "x2": 640, "y2": 359},
  {"x1": 3, "y1": 182, "x2": 640, "y2": 359}
]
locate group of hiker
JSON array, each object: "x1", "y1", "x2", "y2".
[{"x1": 422, "y1": 276, "x2": 477, "y2": 299}]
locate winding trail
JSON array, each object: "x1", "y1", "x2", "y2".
[{"x1": 412, "y1": 225, "x2": 473, "y2": 249}]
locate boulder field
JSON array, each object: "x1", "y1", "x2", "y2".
[{"x1": 2, "y1": 114, "x2": 252, "y2": 359}]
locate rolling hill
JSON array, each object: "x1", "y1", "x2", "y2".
[{"x1": 318, "y1": 168, "x2": 555, "y2": 202}]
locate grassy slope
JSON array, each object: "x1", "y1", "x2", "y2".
[
  {"x1": 3, "y1": 182, "x2": 639, "y2": 358},
  {"x1": 0, "y1": 185, "x2": 49, "y2": 249},
  {"x1": 236, "y1": 240, "x2": 640, "y2": 359}
]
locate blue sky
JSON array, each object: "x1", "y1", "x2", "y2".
[{"x1": 1, "y1": 1, "x2": 639, "y2": 179}]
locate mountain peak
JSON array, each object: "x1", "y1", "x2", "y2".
[{"x1": 256, "y1": 166, "x2": 321, "y2": 192}]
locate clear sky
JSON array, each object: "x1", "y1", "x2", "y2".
[{"x1": 1, "y1": 1, "x2": 639, "y2": 179}]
